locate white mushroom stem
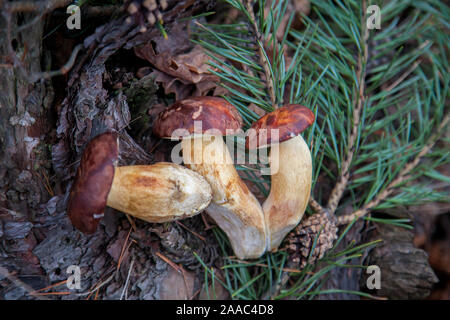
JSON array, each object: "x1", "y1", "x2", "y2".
[
  {"x1": 264, "y1": 135, "x2": 312, "y2": 251},
  {"x1": 106, "y1": 163, "x2": 212, "y2": 223},
  {"x1": 182, "y1": 135, "x2": 267, "y2": 260}
]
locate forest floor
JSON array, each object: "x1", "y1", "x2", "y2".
[{"x1": 0, "y1": 0, "x2": 449, "y2": 300}]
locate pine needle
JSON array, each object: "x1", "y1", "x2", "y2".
[
  {"x1": 192, "y1": 0, "x2": 449, "y2": 299},
  {"x1": 175, "y1": 220, "x2": 206, "y2": 241}
]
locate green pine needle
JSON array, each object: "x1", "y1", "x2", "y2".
[{"x1": 190, "y1": 0, "x2": 449, "y2": 299}]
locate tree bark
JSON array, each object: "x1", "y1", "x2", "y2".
[
  {"x1": 0, "y1": 0, "x2": 217, "y2": 300},
  {"x1": 0, "y1": 9, "x2": 54, "y2": 282}
]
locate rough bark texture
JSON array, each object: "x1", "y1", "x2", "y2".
[
  {"x1": 360, "y1": 222, "x2": 438, "y2": 299},
  {"x1": 0, "y1": 0, "x2": 219, "y2": 300},
  {"x1": 0, "y1": 10, "x2": 54, "y2": 287}
]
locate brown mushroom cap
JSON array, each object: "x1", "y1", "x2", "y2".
[
  {"x1": 153, "y1": 96, "x2": 243, "y2": 139},
  {"x1": 67, "y1": 132, "x2": 119, "y2": 234},
  {"x1": 246, "y1": 104, "x2": 315, "y2": 149}
]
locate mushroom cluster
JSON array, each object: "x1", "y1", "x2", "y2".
[
  {"x1": 67, "y1": 97, "x2": 314, "y2": 261},
  {"x1": 153, "y1": 97, "x2": 314, "y2": 258},
  {"x1": 153, "y1": 97, "x2": 267, "y2": 260}
]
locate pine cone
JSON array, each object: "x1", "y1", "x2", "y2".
[
  {"x1": 286, "y1": 212, "x2": 338, "y2": 268},
  {"x1": 124, "y1": 0, "x2": 168, "y2": 32}
]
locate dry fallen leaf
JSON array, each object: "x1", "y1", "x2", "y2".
[
  {"x1": 159, "y1": 265, "x2": 196, "y2": 300},
  {"x1": 134, "y1": 23, "x2": 221, "y2": 100}
]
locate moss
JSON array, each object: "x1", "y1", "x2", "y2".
[{"x1": 123, "y1": 74, "x2": 159, "y2": 136}]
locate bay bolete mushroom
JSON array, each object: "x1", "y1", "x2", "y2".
[
  {"x1": 153, "y1": 97, "x2": 267, "y2": 259},
  {"x1": 246, "y1": 104, "x2": 315, "y2": 251},
  {"x1": 67, "y1": 132, "x2": 212, "y2": 234}
]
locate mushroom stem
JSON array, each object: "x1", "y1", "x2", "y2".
[
  {"x1": 264, "y1": 135, "x2": 312, "y2": 251},
  {"x1": 106, "y1": 163, "x2": 212, "y2": 223},
  {"x1": 182, "y1": 136, "x2": 267, "y2": 259}
]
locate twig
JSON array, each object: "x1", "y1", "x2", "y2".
[
  {"x1": 385, "y1": 59, "x2": 421, "y2": 92},
  {"x1": 29, "y1": 279, "x2": 67, "y2": 294},
  {"x1": 326, "y1": 0, "x2": 369, "y2": 215},
  {"x1": 5, "y1": 0, "x2": 71, "y2": 34},
  {"x1": 29, "y1": 44, "x2": 83, "y2": 82},
  {"x1": 36, "y1": 168, "x2": 55, "y2": 197},
  {"x1": 190, "y1": 288, "x2": 201, "y2": 300},
  {"x1": 94, "y1": 288, "x2": 100, "y2": 300},
  {"x1": 116, "y1": 228, "x2": 133, "y2": 273},
  {"x1": 175, "y1": 220, "x2": 206, "y2": 241},
  {"x1": 337, "y1": 113, "x2": 449, "y2": 225},
  {"x1": 244, "y1": 0, "x2": 277, "y2": 108},
  {"x1": 125, "y1": 214, "x2": 137, "y2": 232},
  {"x1": 0, "y1": 266, "x2": 49, "y2": 300},
  {"x1": 179, "y1": 264, "x2": 193, "y2": 299},
  {"x1": 120, "y1": 258, "x2": 135, "y2": 300},
  {"x1": 16, "y1": 1, "x2": 74, "y2": 33},
  {"x1": 76, "y1": 271, "x2": 115, "y2": 297},
  {"x1": 84, "y1": 266, "x2": 116, "y2": 300},
  {"x1": 156, "y1": 251, "x2": 195, "y2": 299},
  {"x1": 4, "y1": 0, "x2": 71, "y2": 13},
  {"x1": 2, "y1": 3, "x2": 83, "y2": 83},
  {"x1": 200, "y1": 211, "x2": 214, "y2": 230},
  {"x1": 385, "y1": 41, "x2": 430, "y2": 92},
  {"x1": 155, "y1": 251, "x2": 180, "y2": 272},
  {"x1": 30, "y1": 291, "x2": 71, "y2": 296},
  {"x1": 308, "y1": 197, "x2": 327, "y2": 216}
]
